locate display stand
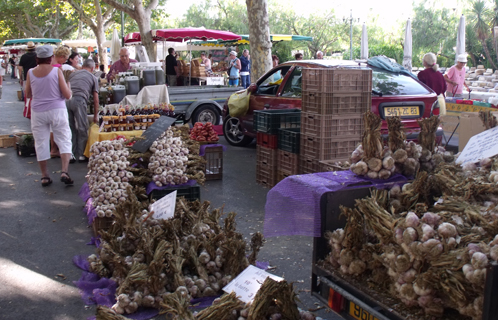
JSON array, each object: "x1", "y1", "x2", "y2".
[{"x1": 83, "y1": 124, "x2": 143, "y2": 158}]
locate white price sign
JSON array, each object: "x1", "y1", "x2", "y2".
[
  {"x1": 456, "y1": 126, "x2": 498, "y2": 165},
  {"x1": 222, "y1": 265, "x2": 283, "y2": 303},
  {"x1": 150, "y1": 190, "x2": 177, "y2": 220}
]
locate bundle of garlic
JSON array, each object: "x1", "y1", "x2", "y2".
[
  {"x1": 148, "y1": 128, "x2": 189, "y2": 186},
  {"x1": 321, "y1": 162, "x2": 498, "y2": 319},
  {"x1": 192, "y1": 279, "x2": 317, "y2": 320},
  {"x1": 87, "y1": 190, "x2": 265, "y2": 315},
  {"x1": 87, "y1": 139, "x2": 133, "y2": 218},
  {"x1": 350, "y1": 115, "x2": 455, "y2": 179}
]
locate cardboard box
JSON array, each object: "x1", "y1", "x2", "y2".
[
  {"x1": 0, "y1": 135, "x2": 16, "y2": 148},
  {"x1": 458, "y1": 112, "x2": 487, "y2": 151},
  {"x1": 440, "y1": 115, "x2": 460, "y2": 133}
]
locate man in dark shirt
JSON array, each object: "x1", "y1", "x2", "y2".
[
  {"x1": 166, "y1": 48, "x2": 179, "y2": 86},
  {"x1": 19, "y1": 42, "x2": 38, "y2": 83}
]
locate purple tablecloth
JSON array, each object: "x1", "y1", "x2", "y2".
[
  {"x1": 79, "y1": 183, "x2": 97, "y2": 224},
  {"x1": 264, "y1": 170, "x2": 408, "y2": 237}
]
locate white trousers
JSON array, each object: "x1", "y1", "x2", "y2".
[{"x1": 31, "y1": 108, "x2": 72, "y2": 161}]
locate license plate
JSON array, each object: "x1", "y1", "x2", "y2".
[
  {"x1": 349, "y1": 301, "x2": 379, "y2": 320},
  {"x1": 384, "y1": 106, "x2": 420, "y2": 117}
]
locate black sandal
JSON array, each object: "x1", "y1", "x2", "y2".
[
  {"x1": 41, "y1": 177, "x2": 52, "y2": 187},
  {"x1": 60, "y1": 172, "x2": 74, "y2": 185}
]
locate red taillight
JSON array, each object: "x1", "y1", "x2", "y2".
[
  {"x1": 328, "y1": 288, "x2": 344, "y2": 312},
  {"x1": 431, "y1": 100, "x2": 440, "y2": 116}
]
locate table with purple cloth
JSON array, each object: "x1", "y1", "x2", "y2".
[{"x1": 264, "y1": 170, "x2": 408, "y2": 237}]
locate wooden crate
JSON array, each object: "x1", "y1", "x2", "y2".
[{"x1": 0, "y1": 135, "x2": 16, "y2": 148}]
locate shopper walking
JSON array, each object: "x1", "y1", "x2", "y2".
[
  {"x1": 240, "y1": 49, "x2": 251, "y2": 89},
  {"x1": 9, "y1": 56, "x2": 16, "y2": 79},
  {"x1": 0, "y1": 56, "x2": 5, "y2": 98},
  {"x1": 66, "y1": 59, "x2": 99, "y2": 163},
  {"x1": 444, "y1": 53, "x2": 469, "y2": 98},
  {"x1": 19, "y1": 41, "x2": 38, "y2": 85},
  {"x1": 228, "y1": 51, "x2": 241, "y2": 87},
  {"x1": 417, "y1": 53, "x2": 447, "y2": 96},
  {"x1": 25, "y1": 45, "x2": 73, "y2": 186}
]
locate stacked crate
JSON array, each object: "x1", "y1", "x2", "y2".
[
  {"x1": 277, "y1": 128, "x2": 300, "y2": 182},
  {"x1": 254, "y1": 109, "x2": 301, "y2": 188},
  {"x1": 300, "y1": 68, "x2": 372, "y2": 173}
]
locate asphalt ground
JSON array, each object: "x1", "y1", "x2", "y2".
[{"x1": 0, "y1": 78, "x2": 339, "y2": 319}]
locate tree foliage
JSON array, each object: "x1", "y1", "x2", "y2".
[{"x1": 0, "y1": 0, "x2": 78, "y2": 42}]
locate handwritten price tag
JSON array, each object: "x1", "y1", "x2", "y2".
[
  {"x1": 150, "y1": 190, "x2": 177, "y2": 220},
  {"x1": 222, "y1": 265, "x2": 283, "y2": 303},
  {"x1": 457, "y1": 126, "x2": 498, "y2": 165}
]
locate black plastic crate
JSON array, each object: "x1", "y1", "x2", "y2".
[
  {"x1": 149, "y1": 184, "x2": 201, "y2": 202},
  {"x1": 253, "y1": 109, "x2": 301, "y2": 134},
  {"x1": 16, "y1": 143, "x2": 36, "y2": 157},
  {"x1": 278, "y1": 128, "x2": 300, "y2": 153}
]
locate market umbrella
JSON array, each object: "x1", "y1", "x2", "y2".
[
  {"x1": 151, "y1": 27, "x2": 241, "y2": 85},
  {"x1": 110, "y1": 29, "x2": 121, "y2": 63},
  {"x1": 62, "y1": 39, "x2": 97, "y2": 48},
  {"x1": 3, "y1": 38, "x2": 61, "y2": 46},
  {"x1": 206, "y1": 34, "x2": 313, "y2": 46},
  {"x1": 403, "y1": 19, "x2": 412, "y2": 72},
  {"x1": 456, "y1": 14, "x2": 466, "y2": 64},
  {"x1": 360, "y1": 23, "x2": 368, "y2": 60}
]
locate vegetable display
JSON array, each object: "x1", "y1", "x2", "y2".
[
  {"x1": 87, "y1": 138, "x2": 133, "y2": 218},
  {"x1": 322, "y1": 154, "x2": 498, "y2": 319},
  {"x1": 190, "y1": 122, "x2": 219, "y2": 142},
  {"x1": 350, "y1": 113, "x2": 454, "y2": 179}
]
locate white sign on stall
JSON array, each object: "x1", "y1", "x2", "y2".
[
  {"x1": 222, "y1": 265, "x2": 283, "y2": 303},
  {"x1": 150, "y1": 190, "x2": 177, "y2": 220},
  {"x1": 456, "y1": 126, "x2": 498, "y2": 165},
  {"x1": 206, "y1": 77, "x2": 225, "y2": 86}
]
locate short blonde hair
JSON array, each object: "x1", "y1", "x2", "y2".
[{"x1": 54, "y1": 46, "x2": 71, "y2": 58}]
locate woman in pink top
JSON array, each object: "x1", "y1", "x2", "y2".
[
  {"x1": 444, "y1": 53, "x2": 469, "y2": 97},
  {"x1": 25, "y1": 45, "x2": 73, "y2": 186}
]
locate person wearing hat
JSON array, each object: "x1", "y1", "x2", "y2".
[
  {"x1": 228, "y1": 51, "x2": 241, "y2": 86},
  {"x1": 25, "y1": 45, "x2": 74, "y2": 187},
  {"x1": 444, "y1": 53, "x2": 469, "y2": 98},
  {"x1": 417, "y1": 52, "x2": 447, "y2": 96},
  {"x1": 19, "y1": 41, "x2": 38, "y2": 85}
]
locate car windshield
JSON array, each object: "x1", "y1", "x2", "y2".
[{"x1": 372, "y1": 68, "x2": 431, "y2": 96}]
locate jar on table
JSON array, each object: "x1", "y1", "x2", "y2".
[
  {"x1": 102, "y1": 116, "x2": 111, "y2": 125},
  {"x1": 104, "y1": 124, "x2": 112, "y2": 133},
  {"x1": 134, "y1": 123, "x2": 141, "y2": 131},
  {"x1": 141, "y1": 123, "x2": 147, "y2": 130},
  {"x1": 111, "y1": 124, "x2": 118, "y2": 132}
]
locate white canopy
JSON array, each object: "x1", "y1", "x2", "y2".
[{"x1": 62, "y1": 39, "x2": 97, "y2": 48}]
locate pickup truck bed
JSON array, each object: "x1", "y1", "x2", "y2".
[{"x1": 168, "y1": 85, "x2": 240, "y2": 125}]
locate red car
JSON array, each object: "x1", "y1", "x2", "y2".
[{"x1": 222, "y1": 59, "x2": 443, "y2": 146}]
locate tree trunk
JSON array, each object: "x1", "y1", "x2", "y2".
[
  {"x1": 481, "y1": 39, "x2": 498, "y2": 69},
  {"x1": 136, "y1": 14, "x2": 156, "y2": 62},
  {"x1": 246, "y1": 0, "x2": 272, "y2": 82}
]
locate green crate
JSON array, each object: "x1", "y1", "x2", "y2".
[
  {"x1": 149, "y1": 184, "x2": 201, "y2": 202},
  {"x1": 278, "y1": 128, "x2": 300, "y2": 153},
  {"x1": 253, "y1": 109, "x2": 301, "y2": 134}
]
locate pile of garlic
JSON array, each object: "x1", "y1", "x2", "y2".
[
  {"x1": 148, "y1": 129, "x2": 189, "y2": 186},
  {"x1": 87, "y1": 139, "x2": 132, "y2": 218},
  {"x1": 350, "y1": 142, "x2": 454, "y2": 179}
]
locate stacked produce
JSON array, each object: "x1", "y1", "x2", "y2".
[
  {"x1": 148, "y1": 129, "x2": 189, "y2": 187},
  {"x1": 322, "y1": 157, "x2": 498, "y2": 319},
  {"x1": 190, "y1": 122, "x2": 219, "y2": 142},
  {"x1": 87, "y1": 139, "x2": 133, "y2": 218},
  {"x1": 88, "y1": 186, "x2": 265, "y2": 315},
  {"x1": 350, "y1": 113, "x2": 454, "y2": 178}
]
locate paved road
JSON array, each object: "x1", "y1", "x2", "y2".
[{"x1": 0, "y1": 78, "x2": 340, "y2": 320}]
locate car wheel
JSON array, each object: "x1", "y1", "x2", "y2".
[
  {"x1": 223, "y1": 116, "x2": 253, "y2": 147},
  {"x1": 192, "y1": 105, "x2": 221, "y2": 125}
]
